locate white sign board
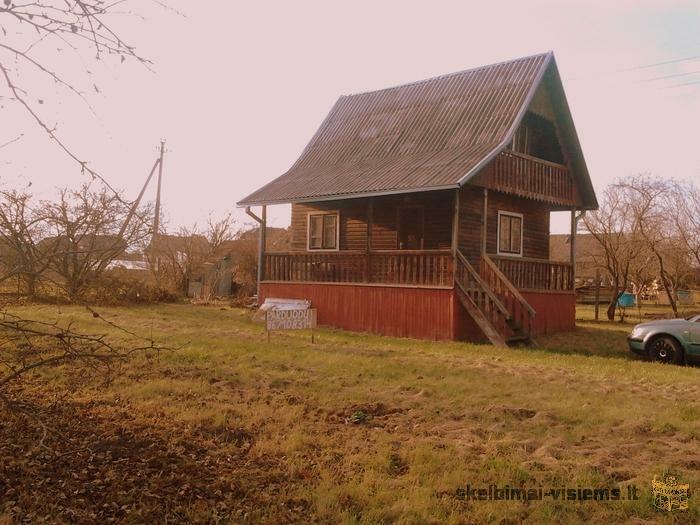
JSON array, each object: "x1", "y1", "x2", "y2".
[{"x1": 265, "y1": 308, "x2": 317, "y2": 342}]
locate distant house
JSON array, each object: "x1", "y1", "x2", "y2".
[
  {"x1": 550, "y1": 233, "x2": 604, "y2": 284},
  {"x1": 238, "y1": 52, "x2": 598, "y2": 345},
  {"x1": 147, "y1": 234, "x2": 210, "y2": 265},
  {"x1": 201, "y1": 227, "x2": 290, "y2": 297}
]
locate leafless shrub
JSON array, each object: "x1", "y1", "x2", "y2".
[
  {"x1": 41, "y1": 183, "x2": 152, "y2": 299},
  {"x1": 146, "y1": 213, "x2": 240, "y2": 298},
  {"x1": 0, "y1": 189, "x2": 54, "y2": 298}
]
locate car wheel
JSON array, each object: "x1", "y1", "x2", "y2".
[{"x1": 647, "y1": 335, "x2": 683, "y2": 365}]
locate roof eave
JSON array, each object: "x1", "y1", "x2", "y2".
[{"x1": 236, "y1": 183, "x2": 460, "y2": 207}]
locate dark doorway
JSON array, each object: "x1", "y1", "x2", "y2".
[{"x1": 398, "y1": 206, "x2": 424, "y2": 250}]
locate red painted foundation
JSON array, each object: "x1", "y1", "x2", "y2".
[
  {"x1": 521, "y1": 291, "x2": 576, "y2": 336},
  {"x1": 260, "y1": 282, "x2": 576, "y2": 342},
  {"x1": 260, "y1": 282, "x2": 456, "y2": 340}
]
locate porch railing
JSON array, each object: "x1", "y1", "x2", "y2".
[
  {"x1": 486, "y1": 150, "x2": 577, "y2": 207},
  {"x1": 480, "y1": 254, "x2": 535, "y2": 338},
  {"x1": 455, "y1": 250, "x2": 510, "y2": 345},
  {"x1": 264, "y1": 251, "x2": 573, "y2": 292},
  {"x1": 264, "y1": 250, "x2": 453, "y2": 287},
  {"x1": 488, "y1": 254, "x2": 574, "y2": 292}
]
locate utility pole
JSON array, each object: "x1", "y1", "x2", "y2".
[
  {"x1": 152, "y1": 139, "x2": 166, "y2": 244},
  {"x1": 118, "y1": 158, "x2": 160, "y2": 240}
]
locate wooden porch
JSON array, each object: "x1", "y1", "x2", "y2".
[
  {"x1": 261, "y1": 250, "x2": 575, "y2": 345},
  {"x1": 263, "y1": 251, "x2": 574, "y2": 293}
]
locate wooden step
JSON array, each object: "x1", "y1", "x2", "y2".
[
  {"x1": 506, "y1": 334, "x2": 531, "y2": 345},
  {"x1": 455, "y1": 287, "x2": 508, "y2": 347}
]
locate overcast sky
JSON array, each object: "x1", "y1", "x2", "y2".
[{"x1": 2, "y1": 0, "x2": 699, "y2": 233}]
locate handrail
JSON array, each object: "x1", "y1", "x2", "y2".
[
  {"x1": 455, "y1": 250, "x2": 510, "y2": 318},
  {"x1": 481, "y1": 254, "x2": 535, "y2": 316},
  {"x1": 264, "y1": 250, "x2": 453, "y2": 286},
  {"x1": 487, "y1": 254, "x2": 574, "y2": 292},
  {"x1": 487, "y1": 149, "x2": 578, "y2": 207},
  {"x1": 489, "y1": 254, "x2": 573, "y2": 267},
  {"x1": 503, "y1": 149, "x2": 569, "y2": 170},
  {"x1": 265, "y1": 249, "x2": 452, "y2": 256}
]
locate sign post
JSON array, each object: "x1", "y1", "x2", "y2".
[{"x1": 265, "y1": 308, "x2": 317, "y2": 343}]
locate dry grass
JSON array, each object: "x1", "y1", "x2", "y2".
[{"x1": 1, "y1": 303, "x2": 699, "y2": 524}]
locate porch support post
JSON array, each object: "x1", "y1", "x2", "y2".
[
  {"x1": 260, "y1": 205, "x2": 267, "y2": 283},
  {"x1": 451, "y1": 188, "x2": 460, "y2": 256},
  {"x1": 481, "y1": 188, "x2": 488, "y2": 255},
  {"x1": 366, "y1": 198, "x2": 374, "y2": 282},
  {"x1": 245, "y1": 205, "x2": 266, "y2": 304},
  {"x1": 570, "y1": 207, "x2": 576, "y2": 290},
  {"x1": 571, "y1": 208, "x2": 586, "y2": 290}
]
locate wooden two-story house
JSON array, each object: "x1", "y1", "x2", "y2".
[{"x1": 238, "y1": 52, "x2": 597, "y2": 345}]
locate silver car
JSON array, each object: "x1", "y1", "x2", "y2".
[{"x1": 628, "y1": 314, "x2": 700, "y2": 365}]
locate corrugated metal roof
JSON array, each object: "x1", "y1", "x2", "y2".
[{"x1": 238, "y1": 52, "x2": 596, "y2": 208}]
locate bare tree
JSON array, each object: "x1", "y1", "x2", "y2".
[
  {"x1": 42, "y1": 184, "x2": 151, "y2": 299},
  {"x1": 617, "y1": 175, "x2": 693, "y2": 317},
  {"x1": 146, "y1": 214, "x2": 241, "y2": 298},
  {"x1": 206, "y1": 212, "x2": 236, "y2": 253},
  {"x1": 582, "y1": 184, "x2": 646, "y2": 320},
  {"x1": 672, "y1": 180, "x2": 700, "y2": 271},
  {"x1": 0, "y1": 1, "x2": 172, "y2": 453},
  {"x1": 0, "y1": 189, "x2": 55, "y2": 297},
  {"x1": 0, "y1": 1, "x2": 150, "y2": 194}
]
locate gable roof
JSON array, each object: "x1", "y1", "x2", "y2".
[{"x1": 238, "y1": 52, "x2": 596, "y2": 209}]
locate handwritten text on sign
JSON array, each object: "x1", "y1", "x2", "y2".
[{"x1": 266, "y1": 308, "x2": 317, "y2": 331}]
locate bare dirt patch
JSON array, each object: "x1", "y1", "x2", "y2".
[{"x1": 0, "y1": 395, "x2": 308, "y2": 524}]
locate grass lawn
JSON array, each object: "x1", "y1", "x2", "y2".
[{"x1": 1, "y1": 302, "x2": 699, "y2": 524}]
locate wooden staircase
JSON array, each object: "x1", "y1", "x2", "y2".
[{"x1": 454, "y1": 250, "x2": 535, "y2": 346}]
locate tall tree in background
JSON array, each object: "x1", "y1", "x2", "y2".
[
  {"x1": 585, "y1": 175, "x2": 697, "y2": 320},
  {"x1": 617, "y1": 175, "x2": 693, "y2": 317},
  {"x1": 672, "y1": 181, "x2": 700, "y2": 271},
  {"x1": 582, "y1": 183, "x2": 645, "y2": 320}
]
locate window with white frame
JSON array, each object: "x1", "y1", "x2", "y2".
[
  {"x1": 497, "y1": 211, "x2": 523, "y2": 256},
  {"x1": 308, "y1": 212, "x2": 339, "y2": 250}
]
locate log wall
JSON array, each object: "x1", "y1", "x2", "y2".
[
  {"x1": 289, "y1": 190, "x2": 454, "y2": 252},
  {"x1": 457, "y1": 186, "x2": 550, "y2": 263}
]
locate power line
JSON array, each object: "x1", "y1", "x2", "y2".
[
  {"x1": 667, "y1": 79, "x2": 700, "y2": 89},
  {"x1": 619, "y1": 54, "x2": 700, "y2": 72},
  {"x1": 643, "y1": 69, "x2": 700, "y2": 82},
  {"x1": 565, "y1": 52, "x2": 700, "y2": 84}
]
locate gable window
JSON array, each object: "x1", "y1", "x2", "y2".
[
  {"x1": 497, "y1": 211, "x2": 523, "y2": 256},
  {"x1": 308, "y1": 212, "x2": 339, "y2": 250}
]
